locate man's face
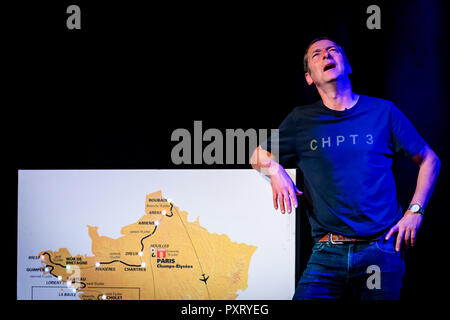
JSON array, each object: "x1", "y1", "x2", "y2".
[{"x1": 305, "y1": 39, "x2": 350, "y2": 86}]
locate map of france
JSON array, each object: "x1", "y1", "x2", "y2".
[{"x1": 38, "y1": 191, "x2": 257, "y2": 300}]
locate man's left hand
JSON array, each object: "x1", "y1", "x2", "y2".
[{"x1": 385, "y1": 211, "x2": 423, "y2": 251}]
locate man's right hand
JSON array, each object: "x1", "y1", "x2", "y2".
[
  {"x1": 269, "y1": 161, "x2": 303, "y2": 214},
  {"x1": 250, "y1": 146, "x2": 303, "y2": 214}
]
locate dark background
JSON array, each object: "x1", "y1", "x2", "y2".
[{"x1": 10, "y1": 0, "x2": 449, "y2": 312}]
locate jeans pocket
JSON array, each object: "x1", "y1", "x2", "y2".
[
  {"x1": 374, "y1": 237, "x2": 397, "y2": 254},
  {"x1": 312, "y1": 242, "x2": 327, "y2": 253}
]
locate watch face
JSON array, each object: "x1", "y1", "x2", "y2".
[{"x1": 410, "y1": 204, "x2": 420, "y2": 212}]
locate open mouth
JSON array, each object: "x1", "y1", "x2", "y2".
[{"x1": 323, "y1": 62, "x2": 336, "y2": 72}]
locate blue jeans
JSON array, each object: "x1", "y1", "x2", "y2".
[{"x1": 293, "y1": 234, "x2": 405, "y2": 300}]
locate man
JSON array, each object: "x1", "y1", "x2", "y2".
[{"x1": 250, "y1": 37, "x2": 441, "y2": 300}]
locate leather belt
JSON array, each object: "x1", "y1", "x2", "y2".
[{"x1": 319, "y1": 233, "x2": 380, "y2": 244}]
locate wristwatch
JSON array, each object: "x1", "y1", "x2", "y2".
[{"x1": 408, "y1": 203, "x2": 425, "y2": 215}]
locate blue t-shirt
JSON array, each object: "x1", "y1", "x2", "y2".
[{"x1": 262, "y1": 95, "x2": 427, "y2": 241}]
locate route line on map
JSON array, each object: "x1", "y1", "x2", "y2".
[
  {"x1": 98, "y1": 260, "x2": 142, "y2": 267},
  {"x1": 140, "y1": 225, "x2": 158, "y2": 252},
  {"x1": 166, "y1": 202, "x2": 174, "y2": 217},
  {"x1": 41, "y1": 252, "x2": 87, "y2": 289},
  {"x1": 173, "y1": 203, "x2": 211, "y2": 300}
]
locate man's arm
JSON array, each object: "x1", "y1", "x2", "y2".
[
  {"x1": 250, "y1": 146, "x2": 303, "y2": 214},
  {"x1": 385, "y1": 144, "x2": 441, "y2": 251}
]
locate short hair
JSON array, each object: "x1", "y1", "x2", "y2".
[{"x1": 303, "y1": 37, "x2": 347, "y2": 73}]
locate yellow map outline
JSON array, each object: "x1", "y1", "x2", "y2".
[{"x1": 39, "y1": 190, "x2": 257, "y2": 300}]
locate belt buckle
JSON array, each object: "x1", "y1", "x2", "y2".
[{"x1": 329, "y1": 233, "x2": 344, "y2": 244}]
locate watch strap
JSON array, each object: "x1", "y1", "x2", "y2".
[{"x1": 408, "y1": 203, "x2": 425, "y2": 215}]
